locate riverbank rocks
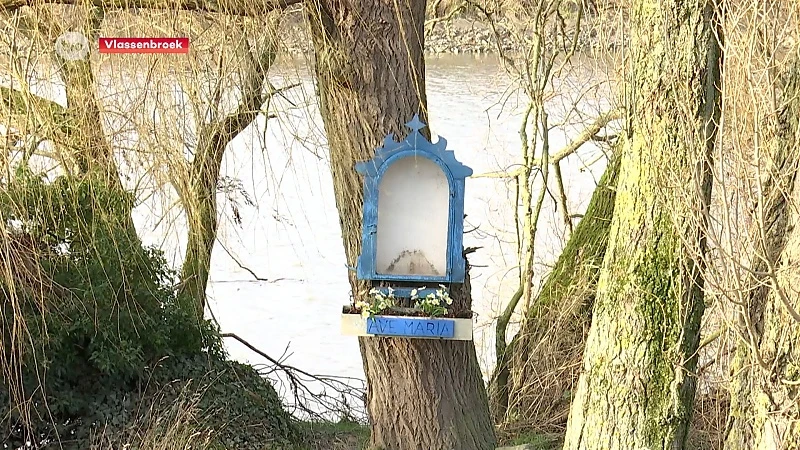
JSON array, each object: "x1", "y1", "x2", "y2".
[
  {"x1": 276, "y1": 11, "x2": 625, "y2": 57},
  {"x1": 425, "y1": 18, "x2": 516, "y2": 54}
]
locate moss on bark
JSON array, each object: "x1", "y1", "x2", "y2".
[
  {"x1": 492, "y1": 151, "x2": 621, "y2": 427},
  {"x1": 561, "y1": 0, "x2": 722, "y2": 448}
]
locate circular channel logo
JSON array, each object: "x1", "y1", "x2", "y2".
[{"x1": 55, "y1": 32, "x2": 90, "y2": 61}]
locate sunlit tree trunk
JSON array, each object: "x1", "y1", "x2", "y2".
[
  {"x1": 562, "y1": 0, "x2": 722, "y2": 448},
  {"x1": 724, "y1": 61, "x2": 800, "y2": 450},
  {"x1": 176, "y1": 131, "x2": 226, "y2": 318},
  {"x1": 306, "y1": 1, "x2": 495, "y2": 448}
]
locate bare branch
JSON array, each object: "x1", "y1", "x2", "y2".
[
  {"x1": 425, "y1": 1, "x2": 467, "y2": 33},
  {"x1": 216, "y1": 239, "x2": 288, "y2": 283},
  {"x1": 472, "y1": 167, "x2": 524, "y2": 179},
  {"x1": 222, "y1": 332, "x2": 286, "y2": 367},
  {"x1": 473, "y1": 108, "x2": 623, "y2": 179},
  {"x1": 553, "y1": 161, "x2": 573, "y2": 236},
  {"x1": 1, "y1": 85, "x2": 70, "y2": 126},
  {"x1": 551, "y1": 107, "x2": 624, "y2": 164},
  {"x1": 222, "y1": 332, "x2": 367, "y2": 422},
  {"x1": 210, "y1": 43, "x2": 275, "y2": 145},
  {"x1": 495, "y1": 286, "x2": 523, "y2": 364}
]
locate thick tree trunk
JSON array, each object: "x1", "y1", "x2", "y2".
[
  {"x1": 562, "y1": 1, "x2": 722, "y2": 449},
  {"x1": 724, "y1": 61, "x2": 800, "y2": 450},
  {"x1": 306, "y1": 1, "x2": 495, "y2": 449},
  {"x1": 490, "y1": 151, "x2": 620, "y2": 425}
]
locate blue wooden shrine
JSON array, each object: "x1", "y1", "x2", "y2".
[{"x1": 355, "y1": 114, "x2": 472, "y2": 292}]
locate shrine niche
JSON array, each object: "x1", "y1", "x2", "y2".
[{"x1": 341, "y1": 115, "x2": 474, "y2": 341}]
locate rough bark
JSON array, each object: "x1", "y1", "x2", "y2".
[
  {"x1": 562, "y1": 1, "x2": 722, "y2": 449},
  {"x1": 306, "y1": 1, "x2": 495, "y2": 448},
  {"x1": 490, "y1": 151, "x2": 620, "y2": 425},
  {"x1": 724, "y1": 61, "x2": 800, "y2": 450}
]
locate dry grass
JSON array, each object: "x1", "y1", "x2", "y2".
[{"x1": 503, "y1": 279, "x2": 594, "y2": 434}]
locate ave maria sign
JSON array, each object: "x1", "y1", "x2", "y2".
[
  {"x1": 341, "y1": 314, "x2": 473, "y2": 341},
  {"x1": 367, "y1": 316, "x2": 455, "y2": 338}
]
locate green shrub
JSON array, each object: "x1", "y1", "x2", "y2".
[
  {"x1": 148, "y1": 355, "x2": 301, "y2": 449},
  {"x1": 0, "y1": 168, "x2": 299, "y2": 448}
]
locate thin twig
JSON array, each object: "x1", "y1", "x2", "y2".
[
  {"x1": 553, "y1": 161, "x2": 573, "y2": 236},
  {"x1": 216, "y1": 239, "x2": 290, "y2": 283},
  {"x1": 221, "y1": 332, "x2": 367, "y2": 422},
  {"x1": 472, "y1": 108, "x2": 623, "y2": 179}
]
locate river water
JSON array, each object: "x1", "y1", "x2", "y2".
[{"x1": 125, "y1": 53, "x2": 613, "y2": 417}]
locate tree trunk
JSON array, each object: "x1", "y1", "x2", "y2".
[
  {"x1": 177, "y1": 137, "x2": 222, "y2": 319},
  {"x1": 305, "y1": 1, "x2": 496, "y2": 448},
  {"x1": 562, "y1": 1, "x2": 722, "y2": 449},
  {"x1": 177, "y1": 39, "x2": 276, "y2": 319},
  {"x1": 59, "y1": 54, "x2": 117, "y2": 180},
  {"x1": 490, "y1": 151, "x2": 620, "y2": 425},
  {"x1": 46, "y1": 8, "x2": 122, "y2": 185},
  {"x1": 2, "y1": 7, "x2": 119, "y2": 185},
  {"x1": 724, "y1": 61, "x2": 800, "y2": 450}
]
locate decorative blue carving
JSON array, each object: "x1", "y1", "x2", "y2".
[{"x1": 355, "y1": 114, "x2": 472, "y2": 284}]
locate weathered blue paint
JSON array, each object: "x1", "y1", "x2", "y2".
[
  {"x1": 355, "y1": 115, "x2": 472, "y2": 284},
  {"x1": 366, "y1": 316, "x2": 455, "y2": 338}
]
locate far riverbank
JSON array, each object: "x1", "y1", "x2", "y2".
[{"x1": 276, "y1": 10, "x2": 627, "y2": 57}]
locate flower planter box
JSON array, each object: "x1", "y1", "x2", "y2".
[{"x1": 340, "y1": 312, "x2": 473, "y2": 341}]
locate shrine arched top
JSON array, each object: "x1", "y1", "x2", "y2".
[
  {"x1": 355, "y1": 114, "x2": 473, "y2": 182},
  {"x1": 355, "y1": 115, "x2": 472, "y2": 285}
]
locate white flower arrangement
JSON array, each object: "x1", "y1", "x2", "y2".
[
  {"x1": 355, "y1": 287, "x2": 396, "y2": 318},
  {"x1": 411, "y1": 285, "x2": 453, "y2": 317},
  {"x1": 353, "y1": 286, "x2": 454, "y2": 318}
]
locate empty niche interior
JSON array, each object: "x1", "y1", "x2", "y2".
[{"x1": 375, "y1": 155, "x2": 449, "y2": 277}]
